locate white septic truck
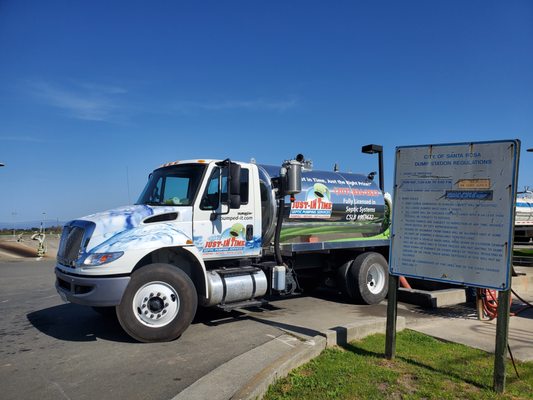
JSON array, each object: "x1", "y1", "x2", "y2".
[{"x1": 55, "y1": 147, "x2": 391, "y2": 342}]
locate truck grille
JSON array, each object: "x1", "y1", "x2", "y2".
[{"x1": 57, "y1": 224, "x2": 87, "y2": 266}]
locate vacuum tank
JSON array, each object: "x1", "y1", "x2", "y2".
[{"x1": 258, "y1": 165, "x2": 389, "y2": 246}]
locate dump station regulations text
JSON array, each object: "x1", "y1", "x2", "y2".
[{"x1": 390, "y1": 140, "x2": 519, "y2": 290}]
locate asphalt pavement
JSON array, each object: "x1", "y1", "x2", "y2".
[
  {"x1": 0, "y1": 259, "x2": 283, "y2": 400},
  {"x1": 0, "y1": 257, "x2": 427, "y2": 400},
  {"x1": 2, "y1": 257, "x2": 532, "y2": 400}
]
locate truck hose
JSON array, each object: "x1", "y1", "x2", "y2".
[
  {"x1": 479, "y1": 288, "x2": 499, "y2": 320},
  {"x1": 274, "y1": 196, "x2": 285, "y2": 266},
  {"x1": 476, "y1": 288, "x2": 517, "y2": 320},
  {"x1": 511, "y1": 288, "x2": 533, "y2": 315}
]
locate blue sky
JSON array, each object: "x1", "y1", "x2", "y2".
[{"x1": 0, "y1": 0, "x2": 532, "y2": 225}]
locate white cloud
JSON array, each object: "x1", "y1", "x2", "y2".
[
  {"x1": 24, "y1": 80, "x2": 299, "y2": 120},
  {"x1": 173, "y1": 97, "x2": 299, "y2": 113},
  {"x1": 27, "y1": 80, "x2": 127, "y2": 122}
]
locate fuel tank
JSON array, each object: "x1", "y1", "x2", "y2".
[
  {"x1": 258, "y1": 165, "x2": 390, "y2": 246},
  {"x1": 202, "y1": 267, "x2": 268, "y2": 306}
]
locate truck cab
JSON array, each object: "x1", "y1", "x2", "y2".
[{"x1": 56, "y1": 159, "x2": 276, "y2": 340}]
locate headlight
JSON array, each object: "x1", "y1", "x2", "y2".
[{"x1": 83, "y1": 252, "x2": 124, "y2": 266}]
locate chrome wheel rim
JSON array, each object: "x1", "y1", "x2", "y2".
[
  {"x1": 367, "y1": 263, "x2": 385, "y2": 295},
  {"x1": 132, "y1": 281, "x2": 180, "y2": 328}
]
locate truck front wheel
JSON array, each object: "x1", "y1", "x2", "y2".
[
  {"x1": 339, "y1": 252, "x2": 389, "y2": 305},
  {"x1": 116, "y1": 263, "x2": 197, "y2": 342}
]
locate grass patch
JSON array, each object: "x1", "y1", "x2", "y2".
[
  {"x1": 264, "y1": 330, "x2": 533, "y2": 400},
  {"x1": 514, "y1": 249, "x2": 533, "y2": 256}
]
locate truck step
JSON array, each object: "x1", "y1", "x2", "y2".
[{"x1": 217, "y1": 299, "x2": 267, "y2": 312}]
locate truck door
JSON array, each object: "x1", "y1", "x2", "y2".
[{"x1": 193, "y1": 163, "x2": 261, "y2": 260}]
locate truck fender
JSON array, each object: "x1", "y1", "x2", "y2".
[{"x1": 182, "y1": 245, "x2": 210, "y2": 300}]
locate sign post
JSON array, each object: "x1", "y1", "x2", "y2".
[
  {"x1": 385, "y1": 274, "x2": 398, "y2": 360},
  {"x1": 386, "y1": 140, "x2": 520, "y2": 392},
  {"x1": 494, "y1": 289, "x2": 512, "y2": 392}
]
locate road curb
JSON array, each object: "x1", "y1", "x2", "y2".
[
  {"x1": 171, "y1": 333, "x2": 310, "y2": 400},
  {"x1": 233, "y1": 316, "x2": 406, "y2": 399},
  {"x1": 231, "y1": 335, "x2": 326, "y2": 400},
  {"x1": 175, "y1": 316, "x2": 407, "y2": 400}
]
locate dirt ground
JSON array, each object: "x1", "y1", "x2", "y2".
[{"x1": 0, "y1": 234, "x2": 60, "y2": 260}]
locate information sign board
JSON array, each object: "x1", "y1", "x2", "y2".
[{"x1": 389, "y1": 140, "x2": 520, "y2": 290}]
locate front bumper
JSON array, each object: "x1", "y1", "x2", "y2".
[{"x1": 55, "y1": 267, "x2": 130, "y2": 307}]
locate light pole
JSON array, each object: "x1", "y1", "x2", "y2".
[
  {"x1": 528, "y1": 148, "x2": 533, "y2": 152},
  {"x1": 41, "y1": 212, "x2": 46, "y2": 234},
  {"x1": 361, "y1": 144, "x2": 384, "y2": 191},
  {"x1": 0, "y1": 163, "x2": 4, "y2": 167},
  {"x1": 12, "y1": 211, "x2": 17, "y2": 238}
]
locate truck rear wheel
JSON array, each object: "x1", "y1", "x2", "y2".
[
  {"x1": 339, "y1": 252, "x2": 389, "y2": 305},
  {"x1": 116, "y1": 263, "x2": 197, "y2": 342}
]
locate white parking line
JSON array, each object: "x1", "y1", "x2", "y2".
[
  {"x1": 266, "y1": 334, "x2": 298, "y2": 348},
  {"x1": 49, "y1": 380, "x2": 72, "y2": 400}
]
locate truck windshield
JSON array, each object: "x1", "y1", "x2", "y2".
[{"x1": 136, "y1": 164, "x2": 206, "y2": 206}]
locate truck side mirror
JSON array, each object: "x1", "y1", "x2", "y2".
[{"x1": 228, "y1": 162, "x2": 241, "y2": 209}]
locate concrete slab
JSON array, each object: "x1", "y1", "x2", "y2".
[
  {"x1": 322, "y1": 317, "x2": 406, "y2": 348},
  {"x1": 396, "y1": 266, "x2": 532, "y2": 309},
  {"x1": 410, "y1": 290, "x2": 533, "y2": 362},
  {"x1": 398, "y1": 288, "x2": 466, "y2": 308},
  {"x1": 513, "y1": 267, "x2": 533, "y2": 293},
  {"x1": 237, "y1": 292, "x2": 428, "y2": 342}
]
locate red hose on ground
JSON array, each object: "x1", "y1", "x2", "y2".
[
  {"x1": 476, "y1": 289, "x2": 513, "y2": 320},
  {"x1": 399, "y1": 276, "x2": 412, "y2": 289}
]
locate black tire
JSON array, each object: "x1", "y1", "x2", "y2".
[
  {"x1": 116, "y1": 263, "x2": 198, "y2": 343},
  {"x1": 339, "y1": 252, "x2": 389, "y2": 305},
  {"x1": 91, "y1": 306, "x2": 117, "y2": 318}
]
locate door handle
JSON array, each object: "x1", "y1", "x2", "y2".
[{"x1": 246, "y1": 224, "x2": 253, "y2": 241}]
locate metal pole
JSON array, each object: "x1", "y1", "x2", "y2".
[
  {"x1": 12, "y1": 211, "x2": 16, "y2": 238},
  {"x1": 385, "y1": 274, "x2": 399, "y2": 359},
  {"x1": 493, "y1": 289, "x2": 512, "y2": 393},
  {"x1": 378, "y1": 151, "x2": 384, "y2": 192}
]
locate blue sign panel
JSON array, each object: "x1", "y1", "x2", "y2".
[{"x1": 389, "y1": 140, "x2": 520, "y2": 290}]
